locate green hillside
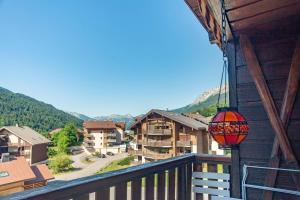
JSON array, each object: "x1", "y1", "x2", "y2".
[
  {"x1": 173, "y1": 92, "x2": 228, "y2": 116},
  {"x1": 0, "y1": 87, "x2": 83, "y2": 133}
]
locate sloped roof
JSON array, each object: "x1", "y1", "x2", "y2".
[
  {"x1": 115, "y1": 122, "x2": 126, "y2": 130},
  {"x1": 0, "y1": 126, "x2": 51, "y2": 145},
  {"x1": 182, "y1": 113, "x2": 209, "y2": 125},
  {"x1": 28, "y1": 164, "x2": 54, "y2": 183},
  {"x1": 0, "y1": 157, "x2": 36, "y2": 185},
  {"x1": 130, "y1": 109, "x2": 207, "y2": 130},
  {"x1": 83, "y1": 121, "x2": 116, "y2": 129},
  {"x1": 0, "y1": 157, "x2": 54, "y2": 186}
]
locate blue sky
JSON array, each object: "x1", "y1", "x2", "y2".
[{"x1": 0, "y1": 0, "x2": 222, "y2": 116}]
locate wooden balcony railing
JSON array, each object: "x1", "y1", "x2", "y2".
[
  {"x1": 176, "y1": 141, "x2": 191, "y2": 147},
  {"x1": 147, "y1": 129, "x2": 172, "y2": 136},
  {"x1": 128, "y1": 149, "x2": 142, "y2": 156},
  {"x1": 5, "y1": 154, "x2": 231, "y2": 200},
  {"x1": 143, "y1": 140, "x2": 172, "y2": 147}
]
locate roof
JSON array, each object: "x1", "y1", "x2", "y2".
[
  {"x1": 0, "y1": 157, "x2": 36, "y2": 185},
  {"x1": 28, "y1": 164, "x2": 54, "y2": 183},
  {"x1": 115, "y1": 122, "x2": 126, "y2": 130},
  {"x1": 83, "y1": 121, "x2": 116, "y2": 129},
  {"x1": 0, "y1": 157, "x2": 54, "y2": 186},
  {"x1": 0, "y1": 126, "x2": 51, "y2": 145},
  {"x1": 130, "y1": 109, "x2": 207, "y2": 130},
  {"x1": 182, "y1": 113, "x2": 209, "y2": 125},
  {"x1": 185, "y1": 0, "x2": 300, "y2": 46}
]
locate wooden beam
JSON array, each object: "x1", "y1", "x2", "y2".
[
  {"x1": 262, "y1": 36, "x2": 300, "y2": 200},
  {"x1": 239, "y1": 35, "x2": 296, "y2": 162},
  {"x1": 227, "y1": 40, "x2": 241, "y2": 198}
]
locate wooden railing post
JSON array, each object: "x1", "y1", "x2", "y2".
[
  {"x1": 131, "y1": 179, "x2": 142, "y2": 200},
  {"x1": 115, "y1": 182, "x2": 127, "y2": 200},
  {"x1": 157, "y1": 171, "x2": 166, "y2": 200},
  {"x1": 207, "y1": 163, "x2": 218, "y2": 200},
  {"x1": 145, "y1": 174, "x2": 154, "y2": 200},
  {"x1": 95, "y1": 188, "x2": 110, "y2": 200},
  {"x1": 186, "y1": 163, "x2": 193, "y2": 200},
  {"x1": 177, "y1": 165, "x2": 187, "y2": 200},
  {"x1": 168, "y1": 168, "x2": 176, "y2": 200},
  {"x1": 193, "y1": 160, "x2": 203, "y2": 200}
]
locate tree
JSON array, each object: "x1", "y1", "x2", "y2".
[
  {"x1": 62, "y1": 123, "x2": 78, "y2": 146},
  {"x1": 48, "y1": 153, "x2": 73, "y2": 174},
  {"x1": 57, "y1": 133, "x2": 70, "y2": 153}
]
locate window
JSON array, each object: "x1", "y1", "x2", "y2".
[{"x1": 0, "y1": 171, "x2": 9, "y2": 178}]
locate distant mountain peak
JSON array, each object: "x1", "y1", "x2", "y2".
[
  {"x1": 173, "y1": 85, "x2": 228, "y2": 114},
  {"x1": 191, "y1": 85, "x2": 226, "y2": 105}
]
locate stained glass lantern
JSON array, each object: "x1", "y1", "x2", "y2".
[{"x1": 208, "y1": 107, "x2": 249, "y2": 148}]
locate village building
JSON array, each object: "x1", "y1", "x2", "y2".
[
  {"x1": 0, "y1": 157, "x2": 53, "y2": 196},
  {"x1": 83, "y1": 121, "x2": 126, "y2": 154},
  {"x1": 0, "y1": 126, "x2": 51, "y2": 165},
  {"x1": 130, "y1": 109, "x2": 213, "y2": 163}
]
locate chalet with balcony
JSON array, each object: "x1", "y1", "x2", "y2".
[
  {"x1": 130, "y1": 109, "x2": 210, "y2": 163},
  {"x1": 0, "y1": 126, "x2": 50, "y2": 165},
  {"x1": 83, "y1": 121, "x2": 124, "y2": 153}
]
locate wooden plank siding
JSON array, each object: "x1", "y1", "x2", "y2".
[{"x1": 228, "y1": 16, "x2": 300, "y2": 199}]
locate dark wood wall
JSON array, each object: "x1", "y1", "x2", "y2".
[
  {"x1": 31, "y1": 143, "x2": 48, "y2": 165},
  {"x1": 229, "y1": 19, "x2": 300, "y2": 199}
]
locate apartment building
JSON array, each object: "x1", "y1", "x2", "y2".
[
  {"x1": 0, "y1": 125, "x2": 51, "y2": 165},
  {"x1": 130, "y1": 109, "x2": 210, "y2": 163},
  {"x1": 83, "y1": 121, "x2": 125, "y2": 153}
]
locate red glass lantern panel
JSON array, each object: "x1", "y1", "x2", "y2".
[{"x1": 208, "y1": 107, "x2": 249, "y2": 148}]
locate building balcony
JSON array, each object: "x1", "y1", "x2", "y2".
[
  {"x1": 84, "y1": 134, "x2": 95, "y2": 140},
  {"x1": 107, "y1": 139, "x2": 117, "y2": 143},
  {"x1": 143, "y1": 140, "x2": 172, "y2": 147},
  {"x1": 6, "y1": 154, "x2": 231, "y2": 200},
  {"x1": 137, "y1": 140, "x2": 142, "y2": 145},
  {"x1": 176, "y1": 141, "x2": 191, "y2": 147},
  {"x1": 147, "y1": 129, "x2": 172, "y2": 136},
  {"x1": 6, "y1": 143, "x2": 30, "y2": 147},
  {"x1": 107, "y1": 133, "x2": 116, "y2": 137},
  {"x1": 128, "y1": 149, "x2": 142, "y2": 156}
]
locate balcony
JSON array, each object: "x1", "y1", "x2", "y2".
[
  {"x1": 84, "y1": 134, "x2": 95, "y2": 140},
  {"x1": 107, "y1": 133, "x2": 116, "y2": 137},
  {"x1": 128, "y1": 149, "x2": 142, "y2": 156},
  {"x1": 176, "y1": 141, "x2": 191, "y2": 147},
  {"x1": 143, "y1": 150, "x2": 172, "y2": 160},
  {"x1": 5, "y1": 154, "x2": 231, "y2": 200},
  {"x1": 107, "y1": 139, "x2": 117, "y2": 143},
  {"x1": 147, "y1": 129, "x2": 172, "y2": 136},
  {"x1": 143, "y1": 140, "x2": 172, "y2": 147}
]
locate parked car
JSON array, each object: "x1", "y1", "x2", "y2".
[
  {"x1": 101, "y1": 154, "x2": 106, "y2": 158},
  {"x1": 106, "y1": 152, "x2": 114, "y2": 156}
]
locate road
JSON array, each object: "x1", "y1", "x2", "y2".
[{"x1": 53, "y1": 152, "x2": 128, "y2": 181}]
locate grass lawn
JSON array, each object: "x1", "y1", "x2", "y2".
[{"x1": 96, "y1": 156, "x2": 134, "y2": 174}]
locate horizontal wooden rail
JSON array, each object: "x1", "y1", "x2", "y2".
[
  {"x1": 5, "y1": 154, "x2": 232, "y2": 200},
  {"x1": 5, "y1": 154, "x2": 195, "y2": 200}
]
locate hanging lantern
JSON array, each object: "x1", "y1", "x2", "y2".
[
  {"x1": 208, "y1": 107, "x2": 249, "y2": 148},
  {"x1": 207, "y1": 0, "x2": 249, "y2": 148}
]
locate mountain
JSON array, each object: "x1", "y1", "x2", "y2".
[
  {"x1": 0, "y1": 87, "x2": 83, "y2": 133},
  {"x1": 67, "y1": 112, "x2": 92, "y2": 121},
  {"x1": 173, "y1": 86, "x2": 228, "y2": 115},
  {"x1": 94, "y1": 114, "x2": 135, "y2": 129},
  {"x1": 68, "y1": 112, "x2": 135, "y2": 130}
]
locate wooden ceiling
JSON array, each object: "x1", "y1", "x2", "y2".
[{"x1": 185, "y1": 0, "x2": 300, "y2": 45}]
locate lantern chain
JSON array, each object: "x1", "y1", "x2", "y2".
[{"x1": 217, "y1": 0, "x2": 228, "y2": 108}]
